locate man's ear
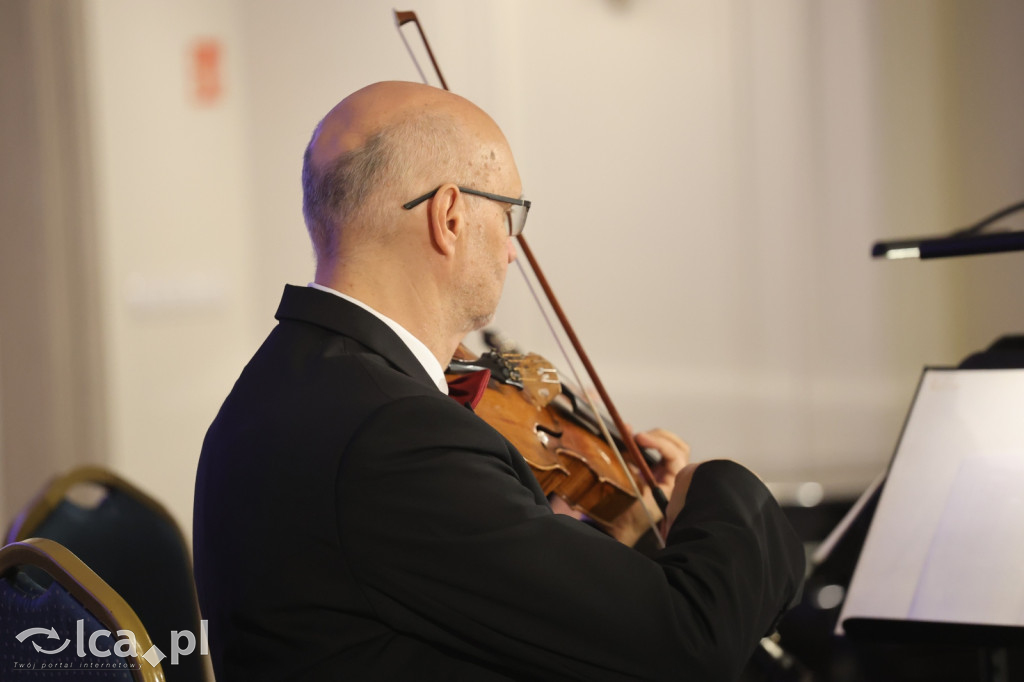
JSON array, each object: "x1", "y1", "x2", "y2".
[{"x1": 427, "y1": 183, "x2": 463, "y2": 256}]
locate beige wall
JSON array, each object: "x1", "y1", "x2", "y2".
[
  {"x1": 3, "y1": 0, "x2": 1023, "y2": 538},
  {"x1": 79, "y1": 0, "x2": 258, "y2": 532}
]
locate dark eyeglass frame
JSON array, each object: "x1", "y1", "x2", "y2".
[{"x1": 402, "y1": 186, "x2": 531, "y2": 237}]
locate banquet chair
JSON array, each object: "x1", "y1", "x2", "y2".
[{"x1": 0, "y1": 537, "x2": 166, "y2": 681}]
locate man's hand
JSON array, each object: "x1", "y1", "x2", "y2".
[
  {"x1": 604, "y1": 428, "x2": 692, "y2": 546},
  {"x1": 635, "y1": 428, "x2": 689, "y2": 496},
  {"x1": 660, "y1": 462, "x2": 701, "y2": 536}
]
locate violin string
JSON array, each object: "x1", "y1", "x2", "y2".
[
  {"x1": 513, "y1": 259, "x2": 663, "y2": 545},
  {"x1": 396, "y1": 19, "x2": 430, "y2": 86},
  {"x1": 513, "y1": 261, "x2": 586, "y2": 401}
]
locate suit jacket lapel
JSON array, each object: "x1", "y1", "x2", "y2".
[{"x1": 274, "y1": 284, "x2": 437, "y2": 390}]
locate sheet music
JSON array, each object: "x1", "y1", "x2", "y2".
[
  {"x1": 909, "y1": 457, "x2": 1024, "y2": 624},
  {"x1": 837, "y1": 368, "x2": 1024, "y2": 634}
]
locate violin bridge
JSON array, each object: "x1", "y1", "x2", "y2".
[{"x1": 515, "y1": 353, "x2": 562, "y2": 408}]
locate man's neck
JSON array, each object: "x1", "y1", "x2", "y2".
[
  {"x1": 314, "y1": 269, "x2": 460, "y2": 368},
  {"x1": 308, "y1": 283, "x2": 453, "y2": 393}
]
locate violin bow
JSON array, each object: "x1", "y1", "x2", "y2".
[{"x1": 393, "y1": 10, "x2": 669, "y2": 544}]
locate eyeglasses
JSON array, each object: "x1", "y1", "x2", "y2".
[{"x1": 402, "y1": 186, "x2": 531, "y2": 237}]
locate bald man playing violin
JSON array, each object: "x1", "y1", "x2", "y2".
[{"x1": 193, "y1": 81, "x2": 804, "y2": 682}]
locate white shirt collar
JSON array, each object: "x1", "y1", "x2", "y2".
[{"x1": 307, "y1": 283, "x2": 448, "y2": 394}]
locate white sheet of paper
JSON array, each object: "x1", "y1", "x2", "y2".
[{"x1": 837, "y1": 368, "x2": 1024, "y2": 634}]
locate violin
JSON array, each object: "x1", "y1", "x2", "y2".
[{"x1": 396, "y1": 9, "x2": 668, "y2": 543}]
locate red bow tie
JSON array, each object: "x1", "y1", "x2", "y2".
[{"x1": 446, "y1": 369, "x2": 491, "y2": 410}]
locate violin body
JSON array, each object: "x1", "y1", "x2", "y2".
[{"x1": 448, "y1": 348, "x2": 639, "y2": 526}]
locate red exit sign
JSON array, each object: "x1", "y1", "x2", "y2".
[{"x1": 190, "y1": 38, "x2": 223, "y2": 106}]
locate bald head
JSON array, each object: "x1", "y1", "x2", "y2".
[{"x1": 302, "y1": 81, "x2": 514, "y2": 263}]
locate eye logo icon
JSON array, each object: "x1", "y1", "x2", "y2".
[{"x1": 15, "y1": 627, "x2": 71, "y2": 655}]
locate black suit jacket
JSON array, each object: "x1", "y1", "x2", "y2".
[{"x1": 193, "y1": 285, "x2": 804, "y2": 681}]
